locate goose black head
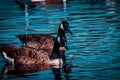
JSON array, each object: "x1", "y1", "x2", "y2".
[{"x1": 58, "y1": 21, "x2": 72, "y2": 35}]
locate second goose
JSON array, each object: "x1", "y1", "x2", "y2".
[{"x1": 16, "y1": 21, "x2": 72, "y2": 53}]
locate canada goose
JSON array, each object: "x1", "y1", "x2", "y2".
[
  {"x1": 0, "y1": 31, "x2": 68, "y2": 65},
  {"x1": 31, "y1": 0, "x2": 66, "y2": 5},
  {"x1": 16, "y1": 0, "x2": 66, "y2": 8},
  {"x1": 16, "y1": 21, "x2": 72, "y2": 53}
]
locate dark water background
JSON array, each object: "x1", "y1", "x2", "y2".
[{"x1": 0, "y1": 0, "x2": 120, "y2": 80}]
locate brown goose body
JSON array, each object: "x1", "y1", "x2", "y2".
[
  {"x1": 15, "y1": 56, "x2": 49, "y2": 65},
  {"x1": 17, "y1": 34, "x2": 55, "y2": 52},
  {"x1": 1, "y1": 46, "x2": 51, "y2": 65},
  {"x1": 0, "y1": 42, "x2": 63, "y2": 65}
]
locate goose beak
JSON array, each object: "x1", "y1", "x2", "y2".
[
  {"x1": 68, "y1": 30, "x2": 72, "y2": 34},
  {"x1": 66, "y1": 25, "x2": 72, "y2": 34}
]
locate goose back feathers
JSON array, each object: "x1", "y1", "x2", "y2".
[
  {"x1": 1, "y1": 46, "x2": 50, "y2": 65},
  {"x1": 17, "y1": 34, "x2": 55, "y2": 51}
]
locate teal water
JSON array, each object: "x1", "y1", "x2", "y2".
[{"x1": 0, "y1": 0, "x2": 120, "y2": 80}]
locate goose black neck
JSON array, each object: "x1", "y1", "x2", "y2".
[
  {"x1": 50, "y1": 25, "x2": 67, "y2": 59},
  {"x1": 50, "y1": 36, "x2": 60, "y2": 59}
]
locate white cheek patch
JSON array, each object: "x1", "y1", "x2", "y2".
[
  {"x1": 63, "y1": 0, "x2": 66, "y2": 2},
  {"x1": 57, "y1": 36, "x2": 61, "y2": 43},
  {"x1": 59, "y1": 47, "x2": 66, "y2": 50},
  {"x1": 60, "y1": 24, "x2": 64, "y2": 30}
]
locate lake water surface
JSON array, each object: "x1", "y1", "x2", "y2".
[{"x1": 0, "y1": 0, "x2": 120, "y2": 80}]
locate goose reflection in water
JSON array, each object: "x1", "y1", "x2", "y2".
[
  {"x1": 52, "y1": 64, "x2": 72, "y2": 80},
  {"x1": 2, "y1": 63, "x2": 51, "y2": 77},
  {"x1": 52, "y1": 50, "x2": 72, "y2": 80}
]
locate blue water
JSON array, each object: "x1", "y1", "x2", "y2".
[{"x1": 0, "y1": 0, "x2": 120, "y2": 80}]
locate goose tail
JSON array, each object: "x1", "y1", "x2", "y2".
[{"x1": 1, "y1": 51, "x2": 14, "y2": 65}]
